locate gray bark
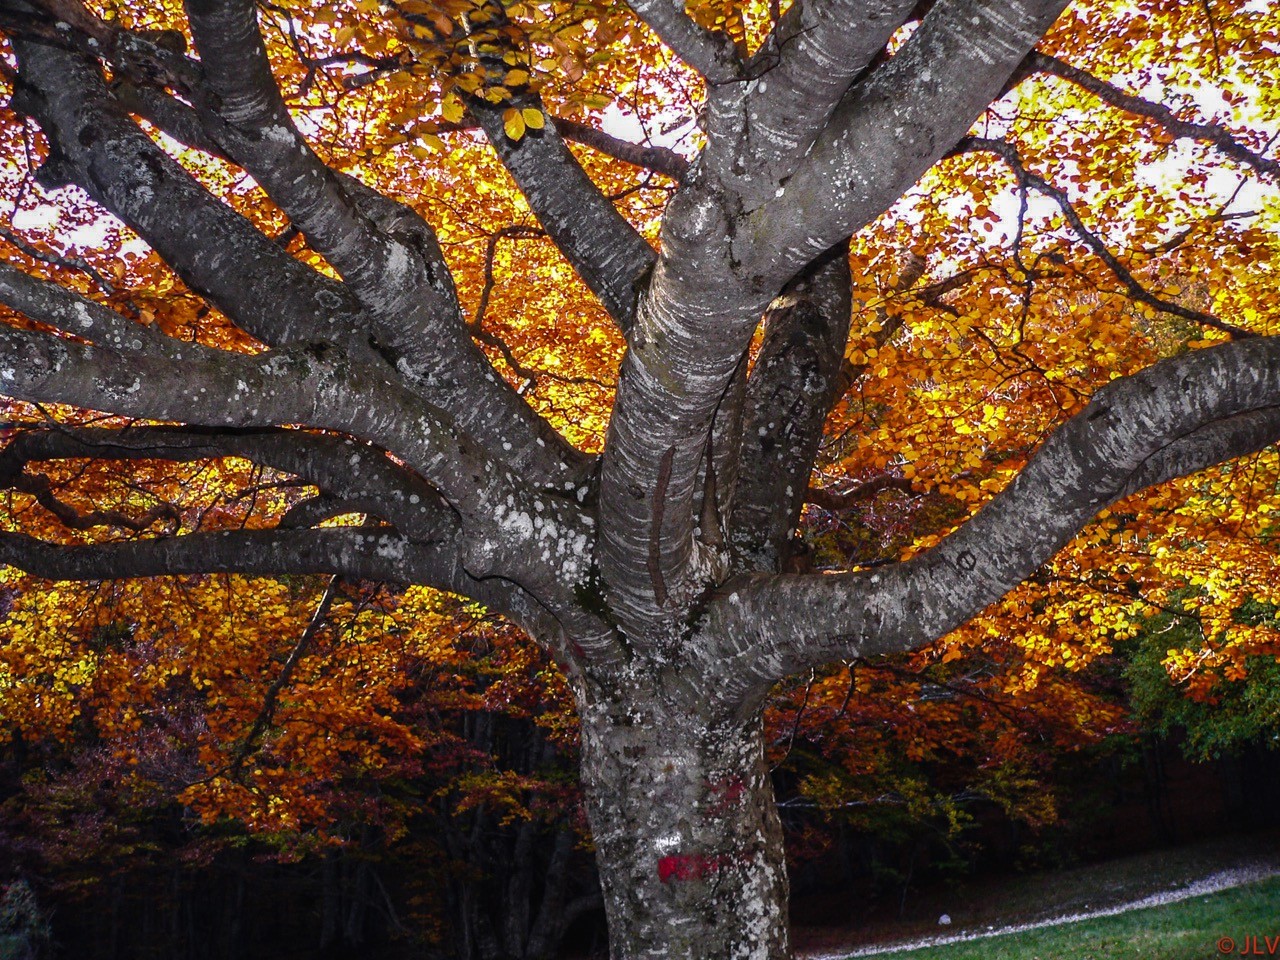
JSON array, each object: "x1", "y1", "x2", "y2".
[
  {"x1": 730, "y1": 241, "x2": 854, "y2": 572},
  {"x1": 578, "y1": 672, "x2": 789, "y2": 959},
  {"x1": 472, "y1": 95, "x2": 658, "y2": 334}
]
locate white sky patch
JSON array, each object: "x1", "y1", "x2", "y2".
[
  {"x1": 598, "y1": 102, "x2": 696, "y2": 154},
  {"x1": 11, "y1": 206, "x2": 58, "y2": 232},
  {"x1": 11, "y1": 189, "x2": 148, "y2": 261}
]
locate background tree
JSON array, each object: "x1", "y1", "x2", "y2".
[
  {"x1": 0, "y1": 581, "x2": 600, "y2": 958},
  {"x1": 0, "y1": 0, "x2": 1277, "y2": 957}
]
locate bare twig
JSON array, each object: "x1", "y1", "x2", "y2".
[
  {"x1": 0, "y1": 227, "x2": 116, "y2": 295},
  {"x1": 1023, "y1": 51, "x2": 1278, "y2": 180},
  {"x1": 227, "y1": 574, "x2": 342, "y2": 774},
  {"x1": 806, "y1": 474, "x2": 916, "y2": 511},
  {"x1": 2, "y1": 468, "x2": 181, "y2": 533},
  {"x1": 956, "y1": 137, "x2": 1256, "y2": 340}
]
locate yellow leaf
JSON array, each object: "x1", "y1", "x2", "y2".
[
  {"x1": 521, "y1": 108, "x2": 545, "y2": 130},
  {"x1": 440, "y1": 94, "x2": 465, "y2": 123},
  {"x1": 505, "y1": 69, "x2": 530, "y2": 87},
  {"x1": 502, "y1": 107, "x2": 526, "y2": 140}
]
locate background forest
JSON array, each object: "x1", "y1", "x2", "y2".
[{"x1": 0, "y1": 0, "x2": 1277, "y2": 956}]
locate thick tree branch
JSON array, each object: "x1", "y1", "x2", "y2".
[
  {"x1": 7, "y1": 32, "x2": 366, "y2": 356},
  {"x1": 182, "y1": 0, "x2": 452, "y2": 324},
  {"x1": 0, "y1": 323, "x2": 619, "y2": 660},
  {"x1": 620, "y1": 0, "x2": 742, "y2": 83},
  {"x1": 7, "y1": 0, "x2": 201, "y2": 93},
  {"x1": 471, "y1": 97, "x2": 657, "y2": 335},
  {"x1": 593, "y1": 220, "x2": 912, "y2": 641},
  {"x1": 0, "y1": 528, "x2": 450, "y2": 585},
  {"x1": 0, "y1": 525, "x2": 566, "y2": 647},
  {"x1": 0, "y1": 428, "x2": 581, "y2": 657},
  {"x1": 705, "y1": 335, "x2": 1280, "y2": 708},
  {"x1": 720, "y1": 0, "x2": 917, "y2": 188},
  {"x1": 4, "y1": 9, "x2": 584, "y2": 488},
  {"x1": 728, "y1": 241, "x2": 853, "y2": 572},
  {"x1": 182, "y1": 0, "x2": 589, "y2": 485},
  {"x1": 699, "y1": 348, "x2": 749, "y2": 555},
  {"x1": 748, "y1": 0, "x2": 1071, "y2": 287},
  {"x1": 595, "y1": 238, "x2": 776, "y2": 640},
  {"x1": 0, "y1": 425, "x2": 456, "y2": 544},
  {"x1": 110, "y1": 79, "x2": 232, "y2": 160},
  {"x1": 0, "y1": 261, "x2": 181, "y2": 357},
  {"x1": 123, "y1": 61, "x2": 680, "y2": 298}
]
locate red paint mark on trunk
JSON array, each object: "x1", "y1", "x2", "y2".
[
  {"x1": 658, "y1": 853, "x2": 731, "y2": 882},
  {"x1": 706, "y1": 776, "x2": 747, "y2": 815}
]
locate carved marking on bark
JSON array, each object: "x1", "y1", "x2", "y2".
[
  {"x1": 698, "y1": 442, "x2": 724, "y2": 549},
  {"x1": 648, "y1": 445, "x2": 676, "y2": 606}
]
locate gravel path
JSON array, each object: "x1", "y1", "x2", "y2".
[{"x1": 805, "y1": 864, "x2": 1280, "y2": 959}]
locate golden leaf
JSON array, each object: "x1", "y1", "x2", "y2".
[
  {"x1": 502, "y1": 107, "x2": 526, "y2": 140},
  {"x1": 440, "y1": 94, "x2": 465, "y2": 123}
]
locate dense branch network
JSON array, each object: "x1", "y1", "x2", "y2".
[{"x1": 0, "y1": 0, "x2": 1275, "y2": 720}]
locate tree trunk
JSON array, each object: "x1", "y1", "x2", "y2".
[{"x1": 578, "y1": 676, "x2": 790, "y2": 959}]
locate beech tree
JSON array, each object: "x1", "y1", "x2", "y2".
[{"x1": 0, "y1": 0, "x2": 1277, "y2": 956}]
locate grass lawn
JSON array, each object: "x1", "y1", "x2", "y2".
[{"x1": 855, "y1": 876, "x2": 1280, "y2": 960}]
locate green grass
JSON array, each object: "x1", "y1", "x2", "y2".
[{"x1": 856, "y1": 876, "x2": 1280, "y2": 960}]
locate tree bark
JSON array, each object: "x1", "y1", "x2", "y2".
[{"x1": 578, "y1": 672, "x2": 790, "y2": 959}]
